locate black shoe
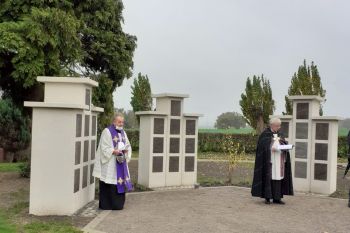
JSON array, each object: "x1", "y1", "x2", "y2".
[
  {"x1": 265, "y1": 199, "x2": 271, "y2": 204},
  {"x1": 273, "y1": 200, "x2": 285, "y2": 205},
  {"x1": 348, "y1": 202, "x2": 350, "y2": 208}
]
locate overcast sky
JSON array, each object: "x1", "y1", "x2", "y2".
[{"x1": 114, "y1": 0, "x2": 350, "y2": 128}]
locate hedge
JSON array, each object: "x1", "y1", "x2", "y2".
[{"x1": 125, "y1": 130, "x2": 349, "y2": 158}]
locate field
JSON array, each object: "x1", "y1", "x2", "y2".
[{"x1": 199, "y1": 127, "x2": 349, "y2": 136}]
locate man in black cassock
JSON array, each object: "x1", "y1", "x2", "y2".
[{"x1": 251, "y1": 117, "x2": 294, "y2": 204}]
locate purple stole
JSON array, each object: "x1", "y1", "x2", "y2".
[{"x1": 108, "y1": 125, "x2": 133, "y2": 193}]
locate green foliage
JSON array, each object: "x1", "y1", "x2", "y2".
[
  {"x1": 92, "y1": 74, "x2": 114, "y2": 135},
  {"x1": 240, "y1": 75, "x2": 275, "y2": 134},
  {"x1": 130, "y1": 73, "x2": 152, "y2": 120},
  {"x1": 19, "y1": 160, "x2": 30, "y2": 178},
  {"x1": 0, "y1": 98, "x2": 30, "y2": 153},
  {"x1": 214, "y1": 112, "x2": 246, "y2": 129},
  {"x1": 74, "y1": 0, "x2": 137, "y2": 89},
  {"x1": 221, "y1": 137, "x2": 246, "y2": 183},
  {"x1": 0, "y1": 0, "x2": 137, "y2": 141},
  {"x1": 285, "y1": 60, "x2": 326, "y2": 115},
  {"x1": 126, "y1": 129, "x2": 348, "y2": 158},
  {"x1": 0, "y1": 3, "x2": 82, "y2": 104}
]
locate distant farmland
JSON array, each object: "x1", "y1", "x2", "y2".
[{"x1": 199, "y1": 127, "x2": 349, "y2": 136}]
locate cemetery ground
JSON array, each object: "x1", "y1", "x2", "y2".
[{"x1": 0, "y1": 153, "x2": 350, "y2": 232}]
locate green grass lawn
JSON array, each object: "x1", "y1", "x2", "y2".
[
  {"x1": 0, "y1": 162, "x2": 23, "y2": 172},
  {"x1": 0, "y1": 213, "x2": 16, "y2": 233}
]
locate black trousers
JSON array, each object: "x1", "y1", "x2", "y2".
[
  {"x1": 270, "y1": 180, "x2": 283, "y2": 201},
  {"x1": 99, "y1": 180, "x2": 125, "y2": 210}
]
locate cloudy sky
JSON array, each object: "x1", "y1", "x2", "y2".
[{"x1": 114, "y1": 0, "x2": 350, "y2": 128}]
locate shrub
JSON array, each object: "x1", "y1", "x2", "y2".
[{"x1": 125, "y1": 130, "x2": 349, "y2": 158}]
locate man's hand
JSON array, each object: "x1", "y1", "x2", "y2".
[{"x1": 113, "y1": 149, "x2": 121, "y2": 155}]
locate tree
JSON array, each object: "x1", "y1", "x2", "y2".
[
  {"x1": 0, "y1": 98, "x2": 30, "y2": 161},
  {"x1": 130, "y1": 73, "x2": 152, "y2": 120},
  {"x1": 240, "y1": 75, "x2": 275, "y2": 134},
  {"x1": 214, "y1": 112, "x2": 246, "y2": 129},
  {"x1": 0, "y1": 0, "x2": 137, "y2": 152},
  {"x1": 284, "y1": 60, "x2": 326, "y2": 115}
]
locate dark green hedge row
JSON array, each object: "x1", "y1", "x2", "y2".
[{"x1": 125, "y1": 130, "x2": 349, "y2": 158}]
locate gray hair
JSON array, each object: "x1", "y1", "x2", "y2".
[
  {"x1": 113, "y1": 113, "x2": 124, "y2": 120},
  {"x1": 269, "y1": 117, "x2": 281, "y2": 126}
]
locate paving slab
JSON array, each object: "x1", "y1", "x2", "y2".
[{"x1": 84, "y1": 186, "x2": 350, "y2": 233}]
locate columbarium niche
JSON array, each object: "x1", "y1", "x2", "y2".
[
  {"x1": 24, "y1": 76, "x2": 103, "y2": 215},
  {"x1": 136, "y1": 93, "x2": 202, "y2": 189},
  {"x1": 272, "y1": 96, "x2": 341, "y2": 195}
]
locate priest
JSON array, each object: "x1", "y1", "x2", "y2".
[
  {"x1": 93, "y1": 113, "x2": 133, "y2": 210},
  {"x1": 251, "y1": 117, "x2": 294, "y2": 204}
]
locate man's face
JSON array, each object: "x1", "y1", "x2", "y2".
[
  {"x1": 114, "y1": 117, "x2": 124, "y2": 128},
  {"x1": 270, "y1": 123, "x2": 281, "y2": 133}
]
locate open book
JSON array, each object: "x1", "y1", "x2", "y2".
[
  {"x1": 277, "y1": 144, "x2": 294, "y2": 150},
  {"x1": 117, "y1": 141, "x2": 131, "y2": 151}
]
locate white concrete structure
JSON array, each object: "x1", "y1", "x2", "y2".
[
  {"x1": 136, "y1": 93, "x2": 202, "y2": 189},
  {"x1": 272, "y1": 95, "x2": 342, "y2": 195},
  {"x1": 24, "y1": 76, "x2": 103, "y2": 215}
]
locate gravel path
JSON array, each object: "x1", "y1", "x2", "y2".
[{"x1": 85, "y1": 186, "x2": 350, "y2": 233}]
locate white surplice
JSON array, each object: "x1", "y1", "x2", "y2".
[
  {"x1": 92, "y1": 127, "x2": 132, "y2": 185},
  {"x1": 270, "y1": 134, "x2": 285, "y2": 180}
]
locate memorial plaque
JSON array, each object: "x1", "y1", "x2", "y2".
[
  {"x1": 186, "y1": 120, "x2": 196, "y2": 135},
  {"x1": 84, "y1": 115, "x2": 90, "y2": 136},
  {"x1": 171, "y1": 100, "x2": 181, "y2": 116},
  {"x1": 185, "y1": 156, "x2": 195, "y2": 172},
  {"x1": 74, "y1": 169, "x2": 80, "y2": 193},
  {"x1": 75, "y1": 141, "x2": 81, "y2": 165},
  {"x1": 85, "y1": 89, "x2": 91, "y2": 106},
  {"x1": 90, "y1": 164, "x2": 94, "y2": 184},
  {"x1": 295, "y1": 161, "x2": 307, "y2": 178},
  {"x1": 314, "y1": 163, "x2": 327, "y2": 181},
  {"x1": 82, "y1": 165, "x2": 88, "y2": 188},
  {"x1": 76, "y1": 114, "x2": 82, "y2": 137},
  {"x1": 170, "y1": 119, "x2": 181, "y2": 135},
  {"x1": 296, "y1": 123, "x2": 308, "y2": 139},
  {"x1": 169, "y1": 156, "x2": 179, "y2": 172},
  {"x1": 152, "y1": 156, "x2": 163, "y2": 172},
  {"x1": 91, "y1": 140, "x2": 96, "y2": 160},
  {"x1": 280, "y1": 122, "x2": 289, "y2": 138},
  {"x1": 315, "y1": 143, "x2": 328, "y2": 161},
  {"x1": 92, "y1": 116, "x2": 97, "y2": 136},
  {"x1": 316, "y1": 123, "x2": 329, "y2": 140},
  {"x1": 154, "y1": 118, "x2": 165, "y2": 134},
  {"x1": 153, "y1": 137, "x2": 164, "y2": 153},
  {"x1": 83, "y1": 140, "x2": 89, "y2": 162},
  {"x1": 185, "y1": 138, "x2": 195, "y2": 153},
  {"x1": 295, "y1": 142, "x2": 308, "y2": 159},
  {"x1": 170, "y1": 138, "x2": 180, "y2": 153},
  {"x1": 296, "y1": 103, "x2": 309, "y2": 119}
]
